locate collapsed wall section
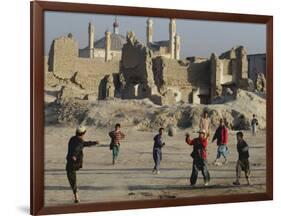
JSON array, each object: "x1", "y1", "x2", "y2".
[
  {"x1": 48, "y1": 35, "x2": 78, "y2": 79},
  {"x1": 120, "y1": 32, "x2": 158, "y2": 101}
]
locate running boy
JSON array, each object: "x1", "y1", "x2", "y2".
[
  {"x1": 152, "y1": 127, "x2": 166, "y2": 174},
  {"x1": 212, "y1": 118, "x2": 229, "y2": 165},
  {"x1": 109, "y1": 123, "x2": 125, "y2": 165}
]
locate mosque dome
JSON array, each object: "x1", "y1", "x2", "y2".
[{"x1": 94, "y1": 33, "x2": 126, "y2": 51}]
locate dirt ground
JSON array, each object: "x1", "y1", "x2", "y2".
[{"x1": 44, "y1": 127, "x2": 266, "y2": 206}]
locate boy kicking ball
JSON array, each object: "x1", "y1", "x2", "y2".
[{"x1": 233, "y1": 131, "x2": 251, "y2": 186}]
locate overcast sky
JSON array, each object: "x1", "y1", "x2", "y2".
[{"x1": 44, "y1": 11, "x2": 266, "y2": 58}]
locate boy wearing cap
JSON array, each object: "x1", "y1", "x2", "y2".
[
  {"x1": 186, "y1": 129, "x2": 210, "y2": 186},
  {"x1": 152, "y1": 127, "x2": 166, "y2": 174},
  {"x1": 233, "y1": 131, "x2": 251, "y2": 185},
  {"x1": 109, "y1": 123, "x2": 125, "y2": 165},
  {"x1": 212, "y1": 118, "x2": 229, "y2": 165},
  {"x1": 66, "y1": 125, "x2": 99, "y2": 203}
]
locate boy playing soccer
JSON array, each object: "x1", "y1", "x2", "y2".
[
  {"x1": 109, "y1": 123, "x2": 125, "y2": 165},
  {"x1": 233, "y1": 131, "x2": 251, "y2": 185},
  {"x1": 152, "y1": 127, "x2": 165, "y2": 174},
  {"x1": 212, "y1": 118, "x2": 229, "y2": 165},
  {"x1": 186, "y1": 129, "x2": 210, "y2": 186}
]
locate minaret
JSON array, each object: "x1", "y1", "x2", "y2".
[
  {"x1": 175, "y1": 34, "x2": 180, "y2": 60},
  {"x1": 146, "y1": 18, "x2": 153, "y2": 46},
  {"x1": 105, "y1": 30, "x2": 111, "y2": 61},
  {"x1": 169, "y1": 19, "x2": 176, "y2": 59},
  {"x1": 113, "y1": 17, "x2": 119, "y2": 34},
  {"x1": 88, "y1": 22, "x2": 94, "y2": 58}
]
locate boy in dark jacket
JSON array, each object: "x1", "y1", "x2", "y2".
[
  {"x1": 152, "y1": 127, "x2": 165, "y2": 174},
  {"x1": 212, "y1": 118, "x2": 229, "y2": 165},
  {"x1": 233, "y1": 131, "x2": 251, "y2": 185},
  {"x1": 66, "y1": 125, "x2": 99, "y2": 203},
  {"x1": 186, "y1": 129, "x2": 210, "y2": 186}
]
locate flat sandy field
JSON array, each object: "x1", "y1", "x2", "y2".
[{"x1": 44, "y1": 127, "x2": 266, "y2": 206}]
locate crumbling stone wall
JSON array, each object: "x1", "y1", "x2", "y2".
[
  {"x1": 45, "y1": 31, "x2": 257, "y2": 106},
  {"x1": 255, "y1": 72, "x2": 266, "y2": 93},
  {"x1": 186, "y1": 58, "x2": 211, "y2": 104},
  {"x1": 210, "y1": 46, "x2": 249, "y2": 102},
  {"x1": 48, "y1": 36, "x2": 78, "y2": 78},
  {"x1": 153, "y1": 57, "x2": 192, "y2": 104},
  {"x1": 120, "y1": 32, "x2": 157, "y2": 100},
  {"x1": 72, "y1": 58, "x2": 120, "y2": 100}
]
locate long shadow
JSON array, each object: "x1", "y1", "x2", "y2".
[
  {"x1": 139, "y1": 151, "x2": 189, "y2": 156},
  {"x1": 45, "y1": 171, "x2": 266, "y2": 177},
  {"x1": 124, "y1": 175, "x2": 266, "y2": 180},
  {"x1": 45, "y1": 167, "x2": 266, "y2": 173},
  {"x1": 45, "y1": 185, "x2": 115, "y2": 191},
  {"x1": 45, "y1": 183, "x2": 265, "y2": 192},
  {"x1": 45, "y1": 168, "x2": 187, "y2": 172},
  {"x1": 128, "y1": 183, "x2": 265, "y2": 191},
  {"x1": 46, "y1": 172, "x2": 160, "y2": 175}
]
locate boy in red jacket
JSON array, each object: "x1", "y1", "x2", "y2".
[
  {"x1": 186, "y1": 129, "x2": 210, "y2": 186},
  {"x1": 212, "y1": 118, "x2": 229, "y2": 165}
]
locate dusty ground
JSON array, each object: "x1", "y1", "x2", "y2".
[{"x1": 44, "y1": 126, "x2": 266, "y2": 206}]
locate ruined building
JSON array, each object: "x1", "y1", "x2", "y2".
[{"x1": 45, "y1": 18, "x2": 266, "y2": 106}]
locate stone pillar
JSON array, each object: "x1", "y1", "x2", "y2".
[
  {"x1": 48, "y1": 36, "x2": 78, "y2": 78},
  {"x1": 175, "y1": 34, "x2": 180, "y2": 60},
  {"x1": 105, "y1": 31, "x2": 111, "y2": 61},
  {"x1": 146, "y1": 18, "x2": 153, "y2": 46},
  {"x1": 236, "y1": 46, "x2": 249, "y2": 89},
  {"x1": 238, "y1": 46, "x2": 248, "y2": 79},
  {"x1": 88, "y1": 22, "x2": 94, "y2": 59},
  {"x1": 210, "y1": 53, "x2": 222, "y2": 102},
  {"x1": 169, "y1": 19, "x2": 176, "y2": 59}
]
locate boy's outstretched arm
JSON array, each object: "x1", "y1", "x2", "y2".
[
  {"x1": 83, "y1": 140, "x2": 100, "y2": 147},
  {"x1": 108, "y1": 131, "x2": 114, "y2": 138}
]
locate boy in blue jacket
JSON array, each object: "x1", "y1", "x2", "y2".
[{"x1": 152, "y1": 127, "x2": 165, "y2": 174}]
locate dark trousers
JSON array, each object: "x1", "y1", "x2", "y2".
[
  {"x1": 153, "y1": 148, "x2": 162, "y2": 171},
  {"x1": 236, "y1": 159, "x2": 251, "y2": 179},
  {"x1": 190, "y1": 159, "x2": 210, "y2": 185},
  {"x1": 66, "y1": 164, "x2": 77, "y2": 194}
]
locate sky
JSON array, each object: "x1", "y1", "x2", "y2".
[{"x1": 44, "y1": 11, "x2": 266, "y2": 58}]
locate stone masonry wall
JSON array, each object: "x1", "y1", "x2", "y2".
[
  {"x1": 73, "y1": 58, "x2": 120, "y2": 99},
  {"x1": 48, "y1": 36, "x2": 78, "y2": 79}
]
